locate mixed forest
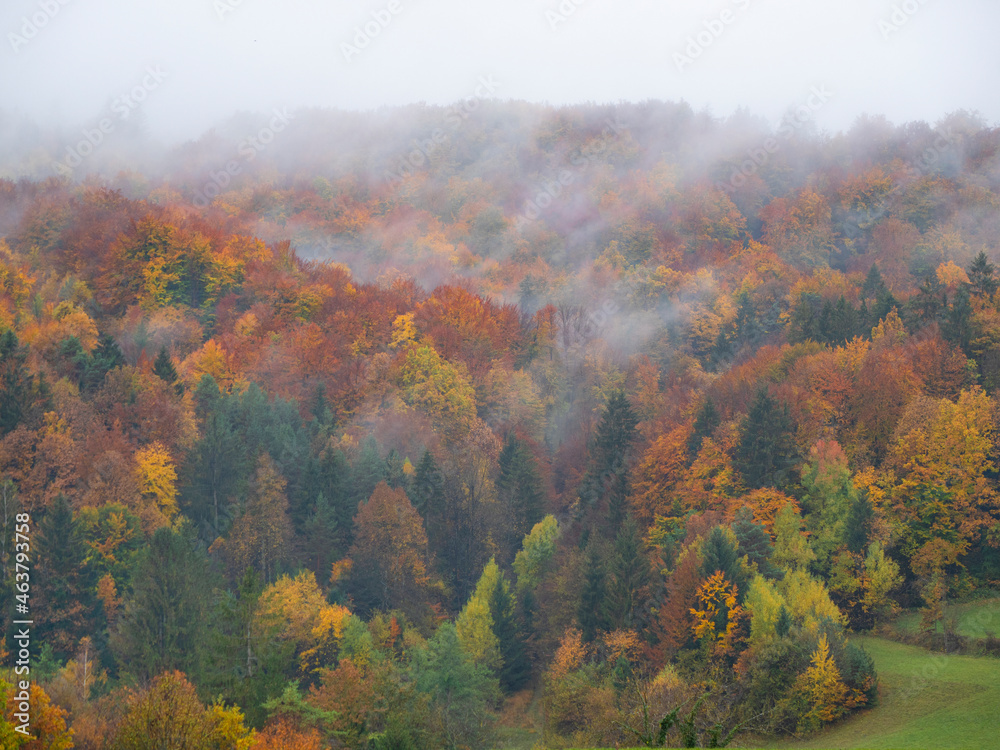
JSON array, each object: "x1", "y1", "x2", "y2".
[{"x1": 0, "y1": 100, "x2": 999, "y2": 748}]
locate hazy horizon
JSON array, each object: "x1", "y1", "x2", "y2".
[{"x1": 2, "y1": 0, "x2": 997, "y2": 147}]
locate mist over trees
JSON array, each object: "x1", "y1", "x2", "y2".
[{"x1": 0, "y1": 100, "x2": 998, "y2": 746}]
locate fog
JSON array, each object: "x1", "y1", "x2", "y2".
[{"x1": 2, "y1": 0, "x2": 998, "y2": 145}]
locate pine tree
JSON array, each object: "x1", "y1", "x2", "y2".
[
  {"x1": 578, "y1": 540, "x2": 608, "y2": 642},
  {"x1": 302, "y1": 491, "x2": 338, "y2": 578},
  {"x1": 945, "y1": 284, "x2": 974, "y2": 355},
  {"x1": 700, "y1": 526, "x2": 749, "y2": 602},
  {"x1": 604, "y1": 517, "x2": 651, "y2": 630},
  {"x1": 34, "y1": 494, "x2": 100, "y2": 658},
  {"x1": 0, "y1": 329, "x2": 32, "y2": 436},
  {"x1": 81, "y1": 333, "x2": 126, "y2": 394},
  {"x1": 351, "y1": 436, "x2": 386, "y2": 509},
  {"x1": 412, "y1": 450, "x2": 446, "y2": 554},
  {"x1": 734, "y1": 388, "x2": 797, "y2": 490},
  {"x1": 732, "y1": 507, "x2": 781, "y2": 579},
  {"x1": 204, "y1": 569, "x2": 290, "y2": 725},
  {"x1": 488, "y1": 572, "x2": 529, "y2": 692},
  {"x1": 113, "y1": 525, "x2": 212, "y2": 682},
  {"x1": 497, "y1": 434, "x2": 546, "y2": 550},
  {"x1": 687, "y1": 397, "x2": 720, "y2": 459},
  {"x1": 843, "y1": 491, "x2": 874, "y2": 555},
  {"x1": 861, "y1": 264, "x2": 887, "y2": 301},
  {"x1": 385, "y1": 449, "x2": 408, "y2": 490},
  {"x1": 152, "y1": 345, "x2": 182, "y2": 395},
  {"x1": 967, "y1": 250, "x2": 997, "y2": 299},
  {"x1": 580, "y1": 391, "x2": 639, "y2": 534}
]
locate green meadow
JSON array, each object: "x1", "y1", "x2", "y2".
[{"x1": 562, "y1": 634, "x2": 1000, "y2": 750}]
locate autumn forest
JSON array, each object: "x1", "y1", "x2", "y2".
[{"x1": 1, "y1": 100, "x2": 1000, "y2": 748}]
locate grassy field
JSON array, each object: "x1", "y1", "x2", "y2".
[
  {"x1": 561, "y1": 636, "x2": 1000, "y2": 750},
  {"x1": 760, "y1": 636, "x2": 1000, "y2": 749},
  {"x1": 890, "y1": 596, "x2": 1000, "y2": 639}
]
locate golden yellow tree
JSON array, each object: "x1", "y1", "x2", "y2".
[
  {"x1": 134, "y1": 442, "x2": 179, "y2": 524},
  {"x1": 793, "y1": 634, "x2": 854, "y2": 731}
]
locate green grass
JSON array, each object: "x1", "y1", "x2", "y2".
[
  {"x1": 568, "y1": 637, "x2": 1000, "y2": 749},
  {"x1": 891, "y1": 596, "x2": 1000, "y2": 639},
  {"x1": 761, "y1": 636, "x2": 1000, "y2": 749}
]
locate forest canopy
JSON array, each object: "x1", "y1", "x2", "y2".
[{"x1": 1, "y1": 101, "x2": 999, "y2": 748}]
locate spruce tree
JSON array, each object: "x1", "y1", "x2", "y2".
[
  {"x1": 909, "y1": 274, "x2": 946, "y2": 325},
  {"x1": 734, "y1": 388, "x2": 797, "y2": 490},
  {"x1": 945, "y1": 284, "x2": 974, "y2": 355},
  {"x1": 732, "y1": 507, "x2": 782, "y2": 580},
  {"x1": 302, "y1": 491, "x2": 339, "y2": 577},
  {"x1": 580, "y1": 391, "x2": 638, "y2": 534},
  {"x1": 80, "y1": 333, "x2": 125, "y2": 394},
  {"x1": 578, "y1": 540, "x2": 608, "y2": 642},
  {"x1": 385, "y1": 449, "x2": 407, "y2": 490},
  {"x1": 843, "y1": 490, "x2": 875, "y2": 555},
  {"x1": 351, "y1": 436, "x2": 386, "y2": 509},
  {"x1": 204, "y1": 569, "x2": 290, "y2": 725},
  {"x1": 968, "y1": 250, "x2": 997, "y2": 299},
  {"x1": 34, "y1": 494, "x2": 100, "y2": 658},
  {"x1": 152, "y1": 345, "x2": 182, "y2": 394},
  {"x1": 488, "y1": 573, "x2": 529, "y2": 692},
  {"x1": 182, "y1": 379, "x2": 248, "y2": 539},
  {"x1": 113, "y1": 525, "x2": 212, "y2": 682},
  {"x1": 299, "y1": 445, "x2": 351, "y2": 550},
  {"x1": 861, "y1": 264, "x2": 887, "y2": 301},
  {"x1": 701, "y1": 525, "x2": 750, "y2": 602},
  {"x1": 0, "y1": 329, "x2": 32, "y2": 436},
  {"x1": 687, "y1": 397, "x2": 720, "y2": 459},
  {"x1": 603, "y1": 517, "x2": 651, "y2": 630},
  {"x1": 497, "y1": 434, "x2": 545, "y2": 546},
  {"x1": 775, "y1": 604, "x2": 792, "y2": 638},
  {"x1": 412, "y1": 450, "x2": 447, "y2": 558}
]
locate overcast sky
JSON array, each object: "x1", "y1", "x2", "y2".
[{"x1": 2, "y1": 0, "x2": 997, "y2": 142}]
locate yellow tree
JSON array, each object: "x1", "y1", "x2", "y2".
[
  {"x1": 258, "y1": 570, "x2": 350, "y2": 678},
  {"x1": 456, "y1": 558, "x2": 502, "y2": 670},
  {"x1": 792, "y1": 634, "x2": 853, "y2": 731},
  {"x1": 397, "y1": 343, "x2": 476, "y2": 444},
  {"x1": 134, "y1": 442, "x2": 179, "y2": 524},
  {"x1": 2, "y1": 681, "x2": 74, "y2": 750},
  {"x1": 889, "y1": 387, "x2": 999, "y2": 565},
  {"x1": 690, "y1": 571, "x2": 743, "y2": 656}
]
